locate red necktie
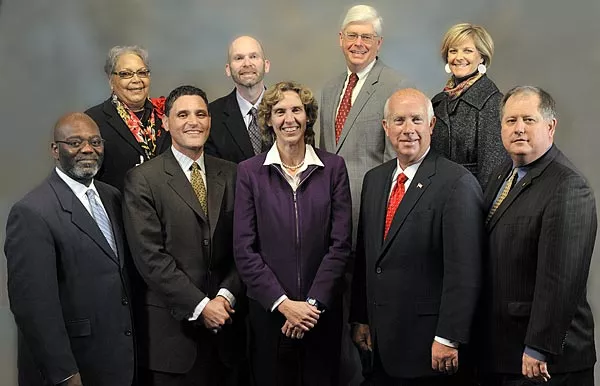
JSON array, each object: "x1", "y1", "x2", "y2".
[
  {"x1": 384, "y1": 173, "x2": 408, "y2": 239},
  {"x1": 335, "y1": 73, "x2": 359, "y2": 143}
]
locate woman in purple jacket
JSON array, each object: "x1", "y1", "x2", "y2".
[{"x1": 233, "y1": 81, "x2": 352, "y2": 386}]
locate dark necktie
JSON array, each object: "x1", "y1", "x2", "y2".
[
  {"x1": 335, "y1": 73, "x2": 359, "y2": 144},
  {"x1": 248, "y1": 107, "x2": 262, "y2": 155},
  {"x1": 384, "y1": 173, "x2": 408, "y2": 239},
  {"x1": 85, "y1": 189, "x2": 117, "y2": 255},
  {"x1": 486, "y1": 168, "x2": 518, "y2": 223},
  {"x1": 190, "y1": 162, "x2": 208, "y2": 215}
]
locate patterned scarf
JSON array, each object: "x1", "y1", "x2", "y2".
[
  {"x1": 112, "y1": 95, "x2": 166, "y2": 159},
  {"x1": 443, "y1": 72, "x2": 484, "y2": 101}
]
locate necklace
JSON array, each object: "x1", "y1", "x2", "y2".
[{"x1": 281, "y1": 159, "x2": 305, "y2": 171}]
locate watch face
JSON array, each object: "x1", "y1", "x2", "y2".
[{"x1": 308, "y1": 298, "x2": 316, "y2": 306}]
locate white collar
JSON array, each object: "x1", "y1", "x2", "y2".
[
  {"x1": 171, "y1": 146, "x2": 205, "y2": 173},
  {"x1": 347, "y1": 58, "x2": 377, "y2": 79},
  {"x1": 55, "y1": 167, "x2": 99, "y2": 198},
  {"x1": 236, "y1": 88, "x2": 265, "y2": 117},
  {"x1": 263, "y1": 143, "x2": 324, "y2": 168}
]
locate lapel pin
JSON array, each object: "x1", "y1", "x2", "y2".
[{"x1": 417, "y1": 183, "x2": 423, "y2": 189}]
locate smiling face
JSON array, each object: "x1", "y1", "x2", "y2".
[
  {"x1": 52, "y1": 113, "x2": 104, "y2": 185},
  {"x1": 268, "y1": 91, "x2": 307, "y2": 148},
  {"x1": 226, "y1": 36, "x2": 270, "y2": 88},
  {"x1": 501, "y1": 92, "x2": 556, "y2": 166},
  {"x1": 383, "y1": 90, "x2": 435, "y2": 169},
  {"x1": 163, "y1": 95, "x2": 211, "y2": 160},
  {"x1": 446, "y1": 36, "x2": 483, "y2": 78},
  {"x1": 110, "y1": 53, "x2": 150, "y2": 110},
  {"x1": 339, "y1": 21, "x2": 382, "y2": 73}
]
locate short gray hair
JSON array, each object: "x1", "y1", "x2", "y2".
[
  {"x1": 502, "y1": 85, "x2": 557, "y2": 121},
  {"x1": 341, "y1": 5, "x2": 382, "y2": 36},
  {"x1": 103, "y1": 45, "x2": 149, "y2": 77}
]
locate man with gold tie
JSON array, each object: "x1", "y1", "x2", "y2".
[
  {"x1": 350, "y1": 88, "x2": 483, "y2": 385},
  {"x1": 123, "y1": 85, "x2": 246, "y2": 385},
  {"x1": 477, "y1": 86, "x2": 597, "y2": 386}
]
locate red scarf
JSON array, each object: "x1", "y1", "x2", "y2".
[{"x1": 443, "y1": 72, "x2": 483, "y2": 100}]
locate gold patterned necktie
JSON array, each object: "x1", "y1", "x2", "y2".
[
  {"x1": 190, "y1": 162, "x2": 208, "y2": 215},
  {"x1": 486, "y1": 168, "x2": 518, "y2": 223}
]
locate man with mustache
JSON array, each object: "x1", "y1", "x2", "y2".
[
  {"x1": 5, "y1": 112, "x2": 135, "y2": 385},
  {"x1": 205, "y1": 35, "x2": 271, "y2": 163},
  {"x1": 477, "y1": 86, "x2": 597, "y2": 386}
]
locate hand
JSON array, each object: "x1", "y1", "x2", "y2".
[
  {"x1": 351, "y1": 323, "x2": 372, "y2": 352},
  {"x1": 277, "y1": 299, "x2": 320, "y2": 331},
  {"x1": 60, "y1": 373, "x2": 83, "y2": 386},
  {"x1": 281, "y1": 320, "x2": 305, "y2": 339},
  {"x1": 522, "y1": 352, "x2": 551, "y2": 382},
  {"x1": 431, "y1": 340, "x2": 458, "y2": 374},
  {"x1": 200, "y1": 297, "x2": 233, "y2": 330}
]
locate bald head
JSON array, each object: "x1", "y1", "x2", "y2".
[
  {"x1": 52, "y1": 112, "x2": 104, "y2": 186},
  {"x1": 226, "y1": 35, "x2": 270, "y2": 90},
  {"x1": 384, "y1": 88, "x2": 434, "y2": 123}
]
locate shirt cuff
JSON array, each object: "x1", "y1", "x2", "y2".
[
  {"x1": 434, "y1": 336, "x2": 459, "y2": 348},
  {"x1": 271, "y1": 295, "x2": 288, "y2": 312},
  {"x1": 58, "y1": 373, "x2": 76, "y2": 384},
  {"x1": 524, "y1": 346, "x2": 547, "y2": 362},
  {"x1": 217, "y1": 288, "x2": 236, "y2": 307},
  {"x1": 188, "y1": 297, "x2": 210, "y2": 321}
]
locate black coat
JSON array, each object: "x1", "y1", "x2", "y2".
[
  {"x1": 431, "y1": 74, "x2": 507, "y2": 190},
  {"x1": 86, "y1": 98, "x2": 171, "y2": 191}
]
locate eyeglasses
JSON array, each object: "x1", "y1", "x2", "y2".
[
  {"x1": 343, "y1": 32, "x2": 379, "y2": 44},
  {"x1": 111, "y1": 69, "x2": 151, "y2": 79},
  {"x1": 55, "y1": 138, "x2": 106, "y2": 149}
]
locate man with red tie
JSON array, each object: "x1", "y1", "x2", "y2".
[{"x1": 350, "y1": 88, "x2": 484, "y2": 385}]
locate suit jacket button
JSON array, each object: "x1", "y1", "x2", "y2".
[
  {"x1": 376, "y1": 267, "x2": 382, "y2": 274},
  {"x1": 203, "y1": 239, "x2": 209, "y2": 246},
  {"x1": 124, "y1": 330, "x2": 132, "y2": 336}
]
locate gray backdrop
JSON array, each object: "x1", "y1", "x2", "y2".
[{"x1": 1, "y1": 0, "x2": 599, "y2": 384}]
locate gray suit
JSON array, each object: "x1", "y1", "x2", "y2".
[{"x1": 319, "y1": 59, "x2": 411, "y2": 244}]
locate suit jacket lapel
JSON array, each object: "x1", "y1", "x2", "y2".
[
  {"x1": 49, "y1": 171, "x2": 119, "y2": 265},
  {"x1": 96, "y1": 184, "x2": 125, "y2": 267},
  {"x1": 205, "y1": 156, "x2": 225, "y2": 238},
  {"x1": 336, "y1": 60, "x2": 382, "y2": 151},
  {"x1": 431, "y1": 92, "x2": 450, "y2": 128},
  {"x1": 102, "y1": 99, "x2": 146, "y2": 157},
  {"x1": 164, "y1": 150, "x2": 208, "y2": 223},
  {"x1": 223, "y1": 89, "x2": 255, "y2": 159},
  {"x1": 486, "y1": 146, "x2": 558, "y2": 230},
  {"x1": 379, "y1": 152, "x2": 436, "y2": 259}
]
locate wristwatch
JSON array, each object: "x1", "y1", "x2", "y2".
[{"x1": 306, "y1": 297, "x2": 325, "y2": 312}]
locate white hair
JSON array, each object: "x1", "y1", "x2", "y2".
[{"x1": 341, "y1": 5, "x2": 383, "y2": 36}]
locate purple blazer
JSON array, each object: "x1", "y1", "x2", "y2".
[{"x1": 234, "y1": 148, "x2": 352, "y2": 310}]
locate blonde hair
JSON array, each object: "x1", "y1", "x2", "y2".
[{"x1": 440, "y1": 23, "x2": 494, "y2": 67}]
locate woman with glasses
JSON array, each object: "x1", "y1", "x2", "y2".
[
  {"x1": 86, "y1": 45, "x2": 171, "y2": 191},
  {"x1": 431, "y1": 23, "x2": 506, "y2": 190}
]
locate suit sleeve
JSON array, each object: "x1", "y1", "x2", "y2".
[
  {"x1": 233, "y1": 162, "x2": 287, "y2": 310},
  {"x1": 477, "y1": 91, "x2": 506, "y2": 190},
  {"x1": 436, "y1": 172, "x2": 484, "y2": 343},
  {"x1": 525, "y1": 174, "x2": 597, "y2": 355},
  {"x1": 122, "y1": 169, "x2": 206, "y2": 320},
  {"x1": 307, "y1": 158, "x2": 353, "y2": 308},
  {"x1": 349, "y1": 172, "x2": 371, "y2": 324},
  {"x1": 5, "y1": 204, "x2": 79, "y2": 384}
]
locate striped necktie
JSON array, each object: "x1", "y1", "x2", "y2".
[
  {"x1": 486, "y1": 168, "x2": 518, "y2": 223},
  {"x1": 86, "y1": 189, "x2": 117, "y2": 256}
]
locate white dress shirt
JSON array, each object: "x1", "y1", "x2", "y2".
[
  {"x1": 170, "y1": 146, "x2": 236, "y2": 321},
  {"x1": 236, "y1": 89, "x2": 265, "y2": 129},
  {"x1": 55, "y1": 167, "x2": 105, "y2": 218},
  {"x1": 335, "y1": 59, "x2": 378, "y2": 117}
]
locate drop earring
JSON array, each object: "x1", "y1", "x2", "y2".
[{"x1": 444, "y1": 63, "x2": 451, "y2": 74}]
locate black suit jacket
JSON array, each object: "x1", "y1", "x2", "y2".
[
  {"x1": 205, "y1": 89, "x2": 257, "y2": 163},
  {"x1": 86, "y1": 98, "x2": 171, "y2": 191},
  {"x1": 350, "y1": 151, "x2": 484, "y2": 378},
  {"x1": 4, "y1": 171, "x2": 135, "y2": 386},
  {"x1": 478, "y1": 145, "x2": 597, "y2": 373},
  {"x1": 122, "y1": 149, "x2": 244, "y2": 374}
]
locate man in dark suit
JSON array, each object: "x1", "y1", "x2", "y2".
[
  {"x1": 123, "y1": 85, "x2": 245, "y2": 386},
  {"x1": 477, "y1": 86, "x2": 596, "y2": 386},
  {"x1": 5, "y1": 113, "x2": 135, "y2": 386},
  {"x1": 319, "y1": 7, "x2": 412, "y2": 383},
  {"x1": 350, "y1": 89, "x2": 483, "y2": 385},
  {"x1": 205, "y1": 35, "x2": 270, "y2": 163}
]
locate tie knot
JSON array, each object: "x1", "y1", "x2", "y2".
[
  {"x1": 349, "y1": 73, "x2": 358, "y2": 86},
  {"x1": 85, "y1": 189, "x2": 96, "y2": 199},
  {"x1": 398, "y1": 173, "x2": 408, "y2": 184},
  {"x1": 249, "y1": 107, "x2": 258, "y2": 117},
  {"x1": 191, "y1": 162, "x2": 201, "y2": 171}
]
